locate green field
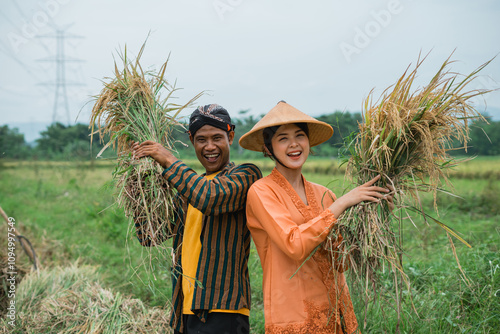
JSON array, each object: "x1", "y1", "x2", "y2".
[{"x1": 1, "y1": 157, "x2": 499, "y2": 333}]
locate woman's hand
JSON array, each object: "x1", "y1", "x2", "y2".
[
  {"x1": 131, "y1": 140, "x2": 177, "y2": 169},
  {"x1": 385, "y1": 184, "x2": 395, "y2": 212},
  {"x1": 329, "y1": 175, "x2": 392, "y2": 217}
]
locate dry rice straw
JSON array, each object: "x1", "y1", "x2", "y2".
[
  {"x1": 327, "y1": 53, "x2": 493, "y2": 325},
  {"x1": 89, "y1": 42, "x2": 202, "y2": 280}
]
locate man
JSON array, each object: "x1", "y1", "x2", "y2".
[{"x1": 132, "y1": 104, "x2": 262, "y2": 334}]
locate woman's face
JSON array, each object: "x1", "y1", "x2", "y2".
[{"x1": 271, "y1": 123, "x2": 310, "y2": 170}]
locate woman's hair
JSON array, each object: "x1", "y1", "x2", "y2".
[{"x1": 262, "y1": 122, "x2": 311, "y2": 159}]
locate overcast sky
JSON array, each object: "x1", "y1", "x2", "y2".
[{"x1": 1, "y1": 0, "x2": 499, "y2": 141}]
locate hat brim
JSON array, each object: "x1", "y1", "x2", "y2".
[{"x1": 239, "y1": 102, "x2": 333, "y2": 152}]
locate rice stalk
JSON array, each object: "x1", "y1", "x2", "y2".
[
  {"x1": 329, "y1": 53, "x2": 494, "y2": 326},
  {"x1": 89, "y1": 42, "x2": 202, "y2": 279}
]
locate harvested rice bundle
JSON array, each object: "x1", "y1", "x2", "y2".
[
  {"x1": 329, "y1": 55, "x2": 493, "y2": 317},
  {"x1": 9, "y1": 263, "x2": 171, "y2": 333},
  {"x1": 90, "y1": 43, "x2": 201, "y2": 250}
]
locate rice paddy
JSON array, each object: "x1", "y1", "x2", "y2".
[{"x1": 0, "y1": 158, "x2": 498, "y2": 333}]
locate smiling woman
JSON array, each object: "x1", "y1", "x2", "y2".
[{"x1": 239, "y1": 101, "x2": 393, "y2": 333}]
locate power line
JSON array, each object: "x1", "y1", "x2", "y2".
[
  {"x1": 37, "y1": 26, "x2": 85, "y2": 125},
  {"x1": 0, "y1": 40, "x2": 42, "y2": 81},
  {"x1": 1, "y1": 1, "x2": 53, "y2": 57}
]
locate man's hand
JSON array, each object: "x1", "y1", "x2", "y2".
[{"x1": 131, "y1": 140, "x2": 177, "y2": 169}]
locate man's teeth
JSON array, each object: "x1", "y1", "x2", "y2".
[{"x1": 206, "y1": 154, "x2": 219, "y2": 158}]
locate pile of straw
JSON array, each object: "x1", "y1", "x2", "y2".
[
  {"x1": 90, "y1": 43, "x2": 201, "y2": 248},
  {"x1": 0, "y1": 262, "x2": 171, "y2": 333},
  {"x1": 328, "y1": 54, "x2": 493, "y2": 320}
]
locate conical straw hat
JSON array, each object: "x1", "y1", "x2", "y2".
[{"x1": 239, "y1": 101, "x2": 333, "y2": 152}]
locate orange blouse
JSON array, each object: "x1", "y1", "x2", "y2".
[{"x1": 246, "y1": 168, "x2": 359, "y2": 334}]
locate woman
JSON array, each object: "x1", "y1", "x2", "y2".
[{"x1": 239, "y1": 101, "x2": 393, "y2": 333}]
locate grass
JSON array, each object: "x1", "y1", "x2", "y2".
[
  {"x1": 0, "y1": 161, "x2": 172, "y2": 308},
  {"x1": 351, "y1": 177, "x2": 500, "y2": 332},
  {"x1": 0, "y1": 157, "x2": 498, "y2": 333}
]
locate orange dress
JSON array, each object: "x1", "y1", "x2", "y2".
[{"x1": 246, "y1": 168, "x2": 359, "y2": 334}]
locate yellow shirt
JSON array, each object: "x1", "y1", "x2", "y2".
[{"x1": 181, "y1": 172, "x2": 250, "y2": 316}]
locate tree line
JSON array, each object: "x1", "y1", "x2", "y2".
[{"x1": 1, "y1": 111, "x2": 499, "y2": 161}]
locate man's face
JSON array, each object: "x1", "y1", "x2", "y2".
[{"x1": 190, "y1": 125, "x2": 234, "y2": 174}]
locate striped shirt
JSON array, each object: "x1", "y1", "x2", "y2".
[{"x1": 135, "y1": 160, "x2": 262, "y2": 332}]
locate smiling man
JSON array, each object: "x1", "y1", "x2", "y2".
[{"x1": 132, "y1": 104, "x2": 262, "y2": 334}]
